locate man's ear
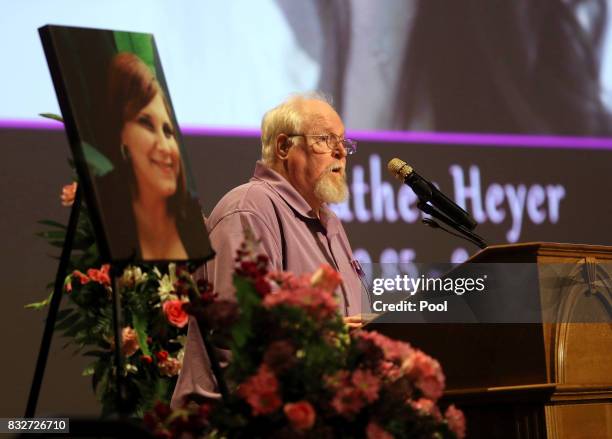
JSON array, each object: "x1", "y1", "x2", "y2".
[{"x1": 275, "y1": 134, "x2": 292, "y2": 161}]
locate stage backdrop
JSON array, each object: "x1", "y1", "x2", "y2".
[{"x1": 2, "y1": 0, "x2": 612, "y2": 419}]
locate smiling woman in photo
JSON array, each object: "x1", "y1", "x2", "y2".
[{"x1": 99, "y1": 52, "x2": 194, "y2": 260}]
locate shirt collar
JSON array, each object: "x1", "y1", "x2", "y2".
[{"x1": 251, "y1": 161, "x2": 341, "y2": 235}]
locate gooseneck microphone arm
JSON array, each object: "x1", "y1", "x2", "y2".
[
  {"x1": 387, "y1": 158, "x2": 488, "y2": 249},
  {"x1": 418, "y1": 202, "x2": 488, "y2": 249}
]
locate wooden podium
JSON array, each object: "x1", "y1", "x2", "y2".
[{"x1": 369, "y1": 243, "x2": 612, "y2": 438}]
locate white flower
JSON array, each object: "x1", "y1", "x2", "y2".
[
  {"x1": 157, "y1": 264, "x2": 178, "y2": 302},
  {"x1": 119, "y1": 266, "x2": 148, "y2": 288}
]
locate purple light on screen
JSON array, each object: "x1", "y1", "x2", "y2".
[{"x1": 3, "y1": 119, "x2": 612, "y2": 150}]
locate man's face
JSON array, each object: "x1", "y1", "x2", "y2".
[{"x1": 285, "y1": 100, "x2": 348, "y2": 210}]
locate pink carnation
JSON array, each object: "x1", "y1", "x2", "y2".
[
  {"x1": 158, "y1": 356, "x2": 181, "y2": 377},
  {"x1": 310, "y1": 264, "x2": 342, "y2": 292},
  {"x1": 324, "y1": 370, "x2": 350, "y2": 391},
  {"x1": 355, "y1": 331, "x2": 414, "y2": 363},
  {"x1": 445, "y1": 405, "x2": 466, "y2": 439},
  {"x1": 263, "y1": 286, "x2": 338, "y2": 319},
  {"x1": 366, "y1": 422, "x2": 394, "y2": 439},
  {"x1": 351, "y1": 369, "x2": 381, "y2": 403},
  {"x1": 238, "y1": 365, "x2": 282, "y2": 416},
  {"x1": 87, "y1": 264, "x2": 111, "y2": 286},
  {"x1": 72, "y1": 270, "x2": 90, "y2": 285},
  {"x1": 410, "y1": 398, "x2": 441, "y2": 420},
  {"x1": 331, "y1": 387, "x2": 364, "y2": 416},
  {"x1": 405, "y1": 350, "x2": 445, "y2": 401}
]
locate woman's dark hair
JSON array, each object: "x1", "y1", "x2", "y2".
[
  {"x1": 393, "y1": 0, "x2": 612, "y2": 136},
  {"x1": 104, "y1": 52, "x2": 188, "y2": 218}
]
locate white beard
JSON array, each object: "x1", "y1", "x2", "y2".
[{"x1": 314, "y1": 168, "x2": 349, "y2": 204}]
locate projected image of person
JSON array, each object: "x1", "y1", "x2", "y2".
[
  {"x1": 98, "y1": 52, "x2": 202, "y2": 260},
  {"x1": 390, "y1": 0, "x2": 612, "y2": 135}
]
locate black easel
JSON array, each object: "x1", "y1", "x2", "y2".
[{"x1": 25, "y1": 189, "x2": 126, "y2": 417}]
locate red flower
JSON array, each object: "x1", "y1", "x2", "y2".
[
  {"x1": 238, "y1": 365, "x2": 282, "y2": 416},
  {"x1": 87, "y1": 264, "x2": 111, "y2": 286},
  {"x1": 445, "y1": 405, "x2": 466, "y2": 439},
  {"x1": 121, "y1": 326, "x2": 140, "y2": 357},
  {"x1": 72, "y1": 270, "x2": 90, "y2": 285},
  {"x1": 310, "y1": 264, "x2": 342, "y2": 292},
  {"x1": 162, "y1": 300, "x2": 189, "y2": 328},
  {"x1": 60, "y1": 182, "x2": 77, "y2": 207},
  {"x1": 154, "y1": 401, "x2": 171, "y2": 420},
  {"x1": 254, "y1": 277, "x2": 271, "y2": 297},
  {"x1": 140, "y1": 355, "x2": 153, "y2": 364},
  {"x1": 155, "y1": 351, "x2": 169, "y2": 362},
  {"x1": 283, "y1": 401, "x2": 316, "y2": 430},
  {"x1": 366, "y1": 422, "x2": 394, "y2": 439}
]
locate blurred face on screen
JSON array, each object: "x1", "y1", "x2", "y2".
[
  {"x1": 286, "y1": 100, "x2": 348, "y2": 208},
  {"x1": 121, "y1": 92, "x2": 180, "y2": 202}
]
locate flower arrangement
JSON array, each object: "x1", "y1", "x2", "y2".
[
  {"x1": 145, "y1": 234, "x2": 466, "y2": 438},
  {"x1": 28, "y1": 183, "x2": 205, "y2": 416}
]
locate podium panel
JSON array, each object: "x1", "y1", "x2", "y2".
[{"x1": 369, "y1": 243, "x2": 612, "y2": 438}]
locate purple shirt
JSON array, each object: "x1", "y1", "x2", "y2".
[{"x1": 172, "y1": 161, "x2": 363, "y2": 406}]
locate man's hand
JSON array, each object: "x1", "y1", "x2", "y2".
[{"x1": 343, "y1": 314, "x2": 365, "y2": 329}]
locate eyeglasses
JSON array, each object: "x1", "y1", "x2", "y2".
[{"x1": 287, "y1": 133, "x2": 357, "y2": 155}]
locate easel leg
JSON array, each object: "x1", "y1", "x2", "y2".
[{"x1": 25, "y1": 190, "x2": 82, "y2": 417}]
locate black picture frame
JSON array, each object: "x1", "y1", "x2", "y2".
[{"x1": 39, "y1": 24, "x2": 213, "y2": 263}]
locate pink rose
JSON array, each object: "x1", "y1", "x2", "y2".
[
  {"x1": 445, "y1": 405, "x2": 466, "y2": 439},
  {"x1": 163, "y1": 300, "x2": 189, "y2": 328},
  {"x1": 310, "y1": 264, "x2": 342, "y2": 292},
  {"x1": 283, "y1": 401, "x2": 316, "y2": 430},
  {"x1": 366, "y1": 422, "x2": 394, "y2": 439},
  {"x1": 60, "y1": 182, "x2": 77, "y2": 207},
  {"x1": 121, "y1": 326, "x2": 140, "y2": 357}
]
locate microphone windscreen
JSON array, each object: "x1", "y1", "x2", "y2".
[{"x1": 387, "y1": 158, "x2": 413, "y2": 181}]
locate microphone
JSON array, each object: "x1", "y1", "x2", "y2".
[{"x1": 387, "y1": 158, "x2": 477, "y2": 231}]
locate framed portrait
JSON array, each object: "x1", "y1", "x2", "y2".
[{"x1": 40, "y1": 25, "x2": 213, "y2": 263}]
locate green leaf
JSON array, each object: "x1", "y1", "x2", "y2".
[
  {"x1": 37, "y1": 220, "x2": 67, "y2": 229},
  {"x1": 55, "y1": 312, "x2": 80, "y2": 331},
  {"x1": 82, "y1": 364, "x2": 95, "y2": 376},
  {"x1": 25, "y1": 292, "x2": 53, "y2": 310},
  {"x1": 36, "y1": 230, "x2": 66, "y2": 240},
  {"x1": 132, "y1": 313, "x2": 151, "y2": 356},
  {"x1": 39, "y1": 113, "x2": 64, "y2": 122},
  {"x1": 81, "y1": 142, "x2": 114, "y2": 177}
]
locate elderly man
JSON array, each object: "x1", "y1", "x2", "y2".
[{"x1": 172, "y1": 93, "x2": 364, "y2": 406}]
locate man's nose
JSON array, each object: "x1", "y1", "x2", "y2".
[{"x1": 333, "y1": 142, "x2": 347, "y2": 159}]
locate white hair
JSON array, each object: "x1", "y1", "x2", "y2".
[{"x1": 260, "y1": 91, "x2": 333, "y2": 164}]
